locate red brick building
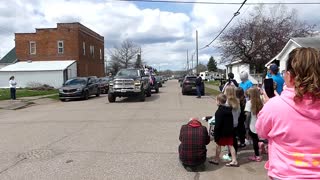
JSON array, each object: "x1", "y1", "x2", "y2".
[{"x1": 15, "y1": 22, "x2": 105, "y2": 77}]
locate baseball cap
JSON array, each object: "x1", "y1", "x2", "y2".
[{"x1": 270, "y1": 64, "x2": 279, "y2": 73}]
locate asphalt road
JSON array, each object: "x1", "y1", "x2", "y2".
[{"x1": 0, "y1": 80, "x2": 268, "y2": 180}]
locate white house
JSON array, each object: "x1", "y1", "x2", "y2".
[
  {"x1": 265, "y1": 37, "x2": 320, "y2": 71},
  {"x1": 0, "y1": 60, "x2": 77, "y2": 88},
  {"x1": 225, "y1": 60, "x2": 262, "y2": 84}
]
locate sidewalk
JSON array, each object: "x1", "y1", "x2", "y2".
[{"x1": 0, "y1": 94, "x2": 57, "y2": 110}]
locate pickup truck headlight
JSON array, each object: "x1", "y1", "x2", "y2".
[
  {"x1": 59, "y1": 89, "x2": 63, "y2": 93},
  {"x1": 134, "y1": 80, "x2": 141, "y2": 86}
]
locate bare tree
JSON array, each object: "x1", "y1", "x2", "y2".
[
  {"x1": 110, "y1": 40, "x2": 141, "y2": 69},
  {"x1": 220, "y1": 5, "x2": 315, "y2": 73}
]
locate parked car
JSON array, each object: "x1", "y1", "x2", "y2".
[
  {"x1": 181, "y1": 75, "x2": 205, "y2": 95},
  {"x1": 97, "y1": 77, "x2": 111, "y2": 94},
  {"x1": 59, "y1": 77, "x2": 100, "y2": 101},
  {"x1": 108, "y1": 68, "x2": 151, "y2": 102}
]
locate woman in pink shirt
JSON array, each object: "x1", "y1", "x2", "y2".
[{"x1": 256, "y1": 47, "x2": 320, "y2": 180}]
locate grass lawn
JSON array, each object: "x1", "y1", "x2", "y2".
[
  {"x1": 205, "y1": 87, "x2": 221, "y2": 97},
  {"x1": 205, "y1": 80, "x2": 221, "y2": 86},
  {"x1": 0, "y1": 88, "x2": 58, "y2": 100}
]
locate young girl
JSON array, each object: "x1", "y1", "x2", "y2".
[
  {"x1": 224, "y1": 86, "x2": 241, "y2": 154},
  {"x1": 245, "y1": 87, "x2": 264, "y2": 161},
  {"x1": 235, "y1": 87, "x2": 246, "y2": 148},
  {"x1": 209, "y1": 94, "x2": 238, "y2": 167}
]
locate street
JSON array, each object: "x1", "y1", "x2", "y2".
[{"x1": 0, "y1": 80, "x2": 267, "y2": 180}]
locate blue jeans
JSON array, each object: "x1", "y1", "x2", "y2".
[{"x1": 196, "y1": 85, "x2": 201, "y2": 97}]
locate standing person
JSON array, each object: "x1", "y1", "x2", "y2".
[
  {"x1": 245, "y1": 87, "x2": 264, "y2": 162},
  {"x1": 269, "y1": 64, "x2": 284, "y2": 95},
  {"x1": 195, "y1": 74, "x2": 202, "y2": 98},
  {"x1": 239, "y1": 71, "x2": 253, "y2": 93},
  {"x1": 209, "y1": 94, "x2": 239, "y2": 167},
  {"x1": 222, "y1": 72, "x2": 238, "y2": 92},
  {"x1": 256, "y1": 47, "x2": 320, "y2": 179},
  {"x1": 224, "y1": 86, "x2": 241, "y2": 158},
  {"x1": 179, "y1": 118, "x2": 210, "y2": 171},
  {"x1": 9, "y1": 76, "x2": 17, "y2": 100},
  {"x1": 236, "y1": 87, "x2": 247, "y2": 148}
]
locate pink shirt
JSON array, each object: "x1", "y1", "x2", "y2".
[{"x1": 256, "y1": 88, "x2": 320, "y2": 180}]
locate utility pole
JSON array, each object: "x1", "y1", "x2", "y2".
[
  {"x1": 191, "y1": 54, "x2": 194, "y2": 74},
  {"x1": 187, "y1": 50, "x2": 189, "y2": 72},
  {"x1": 196, "y1": 30, "x2": 199, "y2": 74}
]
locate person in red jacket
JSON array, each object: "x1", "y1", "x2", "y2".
[{"x1": 179, "y1": 117, "x2": 210, "y2": 171}]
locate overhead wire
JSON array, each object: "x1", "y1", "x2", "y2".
[
  {"x1": 198, "y1": 0, "x2": 247, "y2": 50},
  {"x1": 114, "y1": 0, "x2": 320, "y2": 5}
]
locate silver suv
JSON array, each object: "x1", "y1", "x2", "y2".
[{"x1": 108, "y1": 69, "x2": 151, "y2": 102}]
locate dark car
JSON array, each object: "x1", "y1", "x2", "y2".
[
  {"x1": 181, "y1": 75, "x2": 205, "y2": 95},
  {"x1": 59, "y1": 77, "x2": 100, "y2": 101},
  {"x1": 97, "y1": 77, "x2": 111, "y2": 94}
]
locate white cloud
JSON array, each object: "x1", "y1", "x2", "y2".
[{"x1": 0, "y1": 0, "x2": 319, "y2": 71}]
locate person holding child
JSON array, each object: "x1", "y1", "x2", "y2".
[{"x1": 209, "y1": 94, "x2": 238, "y2": 167}]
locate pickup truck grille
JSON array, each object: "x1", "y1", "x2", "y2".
[{"x1": 114, "y1": 79, "x2": 134, "y2": 86}]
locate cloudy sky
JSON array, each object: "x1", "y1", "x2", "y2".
[{"x1": 0, "y1": 0, "x2": 319, "y2": 71}]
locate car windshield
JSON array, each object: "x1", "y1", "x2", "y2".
[
  {"x1": 186, "y1": 77, "x2": 197, "y2": 81},
  {"x1": 116, "y1": 69, "x2": 139, "y2": 77},
  {"x1": 65, "y1": 79, "x2": 87, "y2": 85}
]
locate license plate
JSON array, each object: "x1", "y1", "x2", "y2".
[
  {"x1": 192, "y1": 87, "x2": 196, "y2": 90},
  {"x1": 121, "y1": 89, "x2": 126, "y2": 93}
]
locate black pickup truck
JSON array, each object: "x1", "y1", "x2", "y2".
[{"x1": 108, "y1": 68, "x2": 151, "y2": 102}]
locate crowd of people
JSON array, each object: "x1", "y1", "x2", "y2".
[{"x1": 179, "y1": 47, "x2": 320, "y2": 179}]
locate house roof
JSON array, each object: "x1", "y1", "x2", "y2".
[
  {"x1": 292, "y1": 37, "x2": 320, "y2": 49},
  {"x1": 226, "y1": 60, "x2": 243, "y2": 67},
  {"x1": 265, "y1": 37, "x2": 320, "y2": 67},
  {"x1": 0, "y1": 60, "x2": 76, "y2": 72},
  {"x1": 0, "y1": 47, "x2": 17, "y2": 64}
]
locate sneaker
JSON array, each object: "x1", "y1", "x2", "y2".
[
  {"x1": 248, "y1": 156, "x2": 262, "y2": 162},
  {"x1": 222, "y1": 154, "x2": 232, "y2": 161}
]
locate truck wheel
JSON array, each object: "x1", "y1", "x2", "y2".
[
  {"x1": 146, "y1": 88, "x2": 151, "y2": 97},
  {"x1": 83, "y1": 91, "x2": 89, "y2": 100},
  {"x1": 96, "y1": 88, "x2": 101, "y2": 97},
  {"x1": 155, "y1": 87, "x2": 159, "y2": 93},
  {"x1": 182, "y1": 90, "x2": 186, "y2": 95},
  {"x1": 108, "y1": 93, "x2": 116, "y2": 103},
  {"x1": 139, "y1": 90, "x2": 145, "y2": 102}
]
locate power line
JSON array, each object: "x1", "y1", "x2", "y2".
[
  {"x1": 199, "y1": 0, "x2": 247, "y2": 50},
  {"x1": 114, "y1": 0, "x2": 320, "y2": 5}
]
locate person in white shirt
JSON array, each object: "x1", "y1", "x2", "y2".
[{"x1": 9, "y1": 76, "x2": 17, "y2": 100}]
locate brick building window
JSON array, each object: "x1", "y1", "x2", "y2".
[
  {"x1": 83, "y1": 42, "x2": 86, "y2": 55},
  {"x1": 57, "y1": 41, "x2": 64, "y2": 54},
  {"x1": 29, "y1": 41, "x2": 36, "y2": 55},
  {"x1": 90, "y1": 45, "x2": 94, "y2": 57},
  {"x1": 100, "y1": 49, "x2": 102, "y2": 60}
]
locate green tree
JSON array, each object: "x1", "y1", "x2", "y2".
[{"x1": 207, "y1": 56, "x2": 217, "y2": 72}]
